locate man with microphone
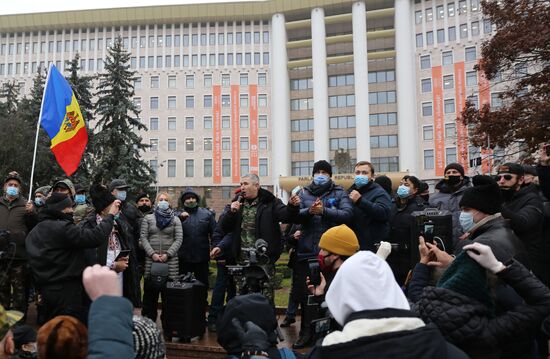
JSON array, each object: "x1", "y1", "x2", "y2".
[{"x1": 211, "y1": 173, "x2": 300, "y2": 304}]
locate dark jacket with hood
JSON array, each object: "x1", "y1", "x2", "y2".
[
  {"x1": 388, "y1": 195, "x2": 426, "y2": 248},
  {"x1": 295, "y1": 181, "x2": 353, "y2": 260},
  {"x1": 429, "y1": 177, "x2": 471, "y2": 245},
  {"x1": 220, "y1": 188, "x2": 298, "y2": 264},
  {"x1": 80, "y1": 212, "x2": 142, "y2": 307},
  {"x1": 176, "y1": 189, "x2": 216, "y2": 263},
  {"x1": 347, "y1": 181, "x2": 392, "y2": 251},
  {"x1": 0, "y1": 196, "x2": 37, "y2": 260},
  {"x1": 414, "y1": 259, "x2": 550, "y2": 359},
  {"x1": 305, "y1": 308, "x2": 467, "y2": 359}
]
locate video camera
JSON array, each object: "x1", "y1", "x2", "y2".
[{"x1": 227, "y1": 239, "x2": 271, "y2": 296}]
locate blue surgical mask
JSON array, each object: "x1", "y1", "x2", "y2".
[
  {"x1": 313, "y1": 174, "x2": 330, "y2": 186},
  {"x1": 116, "y1": 190, "x2": 127, "y2": 201},
  {"x1": 6, "y1": 186, "x2": 18, "y2": 197},
  {"x1": 459, "y1": 211, "x2": 475, "y2": 232},
  {"x1": 354, "y1": 175, "x2": 370, "y2": 188},
  {"x1": 75, "y1": 194, "x2": 86, "y2": 204},
  {"x1": 158, "y1": 200, "x2": 170, "y2": 210},
  {"x1": 34, "y1": 197, "x2": 45, "y2": 207},
  {"x1": 396, "y1": 185, "x2": 410, "y2": 198}
]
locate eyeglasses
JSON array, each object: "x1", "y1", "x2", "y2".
[{"x1": 496, "y1": 174, "x2": 514, "y2": 181}]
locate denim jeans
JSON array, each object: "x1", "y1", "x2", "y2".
[{"x1": 207, "y1": 262, "x2": 236, "y2": 324}]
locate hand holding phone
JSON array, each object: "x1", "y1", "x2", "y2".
[{"x1": 115, "y1": 249, "x2": 131, "y2": 261}]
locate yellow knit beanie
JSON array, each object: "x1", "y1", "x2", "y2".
[{"x1": 319, "y1": 224, "x2": 359, "y2": 257}]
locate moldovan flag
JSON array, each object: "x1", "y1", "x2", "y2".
[{"x1": 39, "y1": 65, "x2": 88, "y2": 176}]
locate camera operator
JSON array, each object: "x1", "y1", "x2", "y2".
[
  {"x1": 0, "y1": 171, "x2": 36, "y2": 321},
  {"x1": 215, "y1": 174, "x2": 300, "y2": 304}
]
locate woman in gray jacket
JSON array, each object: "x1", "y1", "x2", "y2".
[{"x1": 140, "y1": 192, "x2": 183, "y2": 323}]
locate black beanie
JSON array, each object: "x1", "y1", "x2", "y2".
[
  {"x1": 459, "y1": 175, "x2": 502, "y2": 214},
  {"x1": 312, "y1": 160, "x2": 332, "y2": 177},
  {"x1": 45, "y1": 193, "x2": 74, "y2": 213},
  {"x1": 444, "y1": 163, "x2": 465, "y2": 177},
  {"x1": 90, "y1": 184, "x2": 116, "y2": 213}
]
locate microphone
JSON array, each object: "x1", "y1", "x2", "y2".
[{"x1": 238, "y1": 195, "x2": 245, "y2": 204}]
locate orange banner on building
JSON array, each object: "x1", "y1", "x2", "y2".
[
  {"x1": 454, "y1": 62, "x2": 469, "y2": 171},
  {"x1": 249, "y1": 85, "x2": 259, "y2": 174},
  {"x1": 481, "y1": 148, "x2": 493, "y2": 175},
  {"x1": 213, "y1": 85, "x2": 222, "y2": 184},
  {"x1": 231, "y1": 85, "x2": 241, "y2": 183},
  {"x1": 432, "y1": 66, "x2": 445, "y2": 176},
  {"x1": 478, "y1": 59, "x2": 491, "y2": 107}
]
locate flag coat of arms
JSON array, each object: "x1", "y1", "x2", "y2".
[{"x1": 39, "y1": 65, "x2": 88, "y2": 176}]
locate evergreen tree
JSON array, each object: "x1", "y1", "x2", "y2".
[
  {"x1": 0, "y1": 82, "x2": 25, "y2": 179},
  {"x1": 92, "y1": 37, "x2": 153, "y2": 193}
]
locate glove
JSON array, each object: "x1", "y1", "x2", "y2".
[
  {"x1": 463, "y1": 242, "x2": 506, "y2": 274},
  {"x1": 376, "y1": 241, "x2": 392, "y2": 260},
  {"x1": 232, "y1": 318, "x2": 270, "y2": 352}
]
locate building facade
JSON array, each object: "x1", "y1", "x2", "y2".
[{"x1": 0, "y1": 0, "x2": 500, "y2": 209}]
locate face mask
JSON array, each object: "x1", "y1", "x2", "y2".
[
  {"x1": 34, "y1": 197, "x2": 45, "y2": 207},
  {"x1": 313, "y1": 174, "x2": 329, "y2": 186},
  {"x1": 445, "y1": 175, "x2": 462, "y2": 186},
  {"x1": 318, "y1": 253, "x2": 329, "y2": 272},
  {"x1": 158, "y1": 200, "x2": 170, "y2": 210},
  {"x1": 185, "y1": 202, "x2": 198, "y2": 209},
  {"x1": 138, "y1": 204, "x2": 152, "y2": 213},
  {"x1": 6, "y1": 186, "x2": 18, "y2": 197},
  {"x1": 396, "y1": 185, "x2": 410, "y2": 198},
  {"x1": 116, "y1": 190, "x2": 127, "y2": 201},
  {"x1": 75, "y1": 194, "x2": 86, "y2": 204},
  {"x1": 500, "y1": 186, "x2": 516, "y2": 201},
  {"x1": 354, "y1": 175, "x2": 370, "y2": 188},
  {"x1": 459, "y1": 211, "x2": 475, "y2": 232}
]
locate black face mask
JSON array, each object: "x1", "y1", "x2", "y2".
[
  {"x1": 62, "y1": 213, "x2": 74, "y2": 222},
  {"x1": 138, "y1": 204, "x2": 152, "y2": 213},
  {"x1": 445, "y1": 175, "x2": 462, "y2": 186},
  {"x1": 500, "y1": 186, "x2": 517, "y2": 201}
]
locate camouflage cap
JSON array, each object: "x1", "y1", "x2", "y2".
[
  {"x1": 35, "y1": 186, "x2": 51, "y2": 196},
  {"x1": 4, "y1": 171, "x2": 22, "y2": 185},
  {"x1": 52, "y1": 179, "x2": 76, "y2": 198},
  {"x1": 0, "y1": 304, "x2": 23, "y2": 340}
]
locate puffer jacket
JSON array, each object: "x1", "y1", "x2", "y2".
[
  {"x1": 0, "y1": 196, "x2": 37, "y2": 260},
  {"x1": 296, "y1": 182, "x2": 353, "y2": 260},
  {"x1": 347, "y1": 182, "x2": 392, "y2": 251},
  {"x1": 429, "y1": 177, "x2": 471, "y2": 246},
  {"x1": 415, "y1": 259, "x2": 550, "y2": 359},
  {"x1": 140, "y1": 212, "x2": 182, "y2": 279}
]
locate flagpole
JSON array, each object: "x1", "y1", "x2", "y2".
[{"x1": 28, "y1": 63, "x2": 54, "y2": 200}]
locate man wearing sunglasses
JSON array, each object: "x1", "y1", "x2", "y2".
[{"x1": 497, "y1": 163, "x2": 544, "y2": 273}]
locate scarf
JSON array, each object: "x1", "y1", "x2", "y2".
[
  {"x1": 155, "y1": 207, "x2": 174, "y2": 230},
  {"x1": 307, "y1": 180, "x2": 333, "y2": 197}
]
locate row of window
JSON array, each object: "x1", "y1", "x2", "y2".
[
  {"x1": 152, "y1": 157, "x2": 269, "y2": 178},
  {"x1": 289, "y1": 113, "x2": 397, "y2": 132},
  {"x1": 290, "y1": 71, "x2": 395, "y2": 92},
  {"x1": 136, "y1": 72, "x2": 267, "y2": 89},
  {"x1": 0, "y1": 28, "x2": 270, "y2": 56},
  {"x1": 415, "y1": 0, "x2": 480, "y2": 25},
  {"x1": 148, "y1": 114, "x2": 269, "y2": 131},
  {"x1": 424, "y1": 148, "x2": 458, "y2": 170},
  {"x1": 129, "y1": 52, "x2": 270, "y2": 70},
  {"x1": 423, "y1": 123, "x2": 457, "y2": 140},
  {"x1": 291, "y1": 156, "x2": 399, "y2": 176},
  {"x1": 134, "y1": 93, "x2": 268, "y2": 110},
  {"x1": 420, "y1": 91, "x2": 502, "y2": 117},
  {"x1": 415, "y1": 21, "x2": 491, "y2": 48},
  {"x1": 150, "y1": 136, "x2": 269, "y2": 152}
]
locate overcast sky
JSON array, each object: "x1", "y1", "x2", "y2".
[{"x1": 0, "y1": 0, "x2": 255, "y2": 15}]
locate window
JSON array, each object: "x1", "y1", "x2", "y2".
[
  {"x1": 149, "y1": 117, "x2": 159, "y2": 130},
  {"x1": 222, "y1": 137, "x2": 231, "y2": 150},
  {"x1": 168, "y1": 76, "x2": 176, "y2": 88},
  {"x1": 369, "y1": 135, "x2": 398, "y2": 149},
  {"x1": 422, "y1": 102, "x2": 433, "y2": 116},
  {"x1": 263, "y1": 52, "x2": 269, "y2": 65},
  {"x1": 459, "y1": 0, "x2": 467, "y2": 14},
  {"x1": 222, "y1": 116, "x2": 230, "y2": 129},
  {"x1": 240, "y1": 137, "x2": 249, "y2": 150},
  {"x1": 467, "y1": 95, "x2": 479, "y2": 109},
  {"x1": 222, "y1": 74, "x2": 230, "y2": 87},
  {"x1": 259, "y1": 136, "x2": 268, "y2": 150},
  {"x1": 471, "y1": 0, "x2": 479, "y2": 11},
  {"x1": 328, "y1": 74, "x2": 355, "y2": 86},
  {"x1": 148, "y1": 56, "x2": 154, "y2": 68},
  {"x1": 258, "y1": 94, "x2": 268, "y2": 107},
  {"x1": 167, "y1": 160, "x2": 176, "y2": 178},
  {"x1": 292, "y1": 78, "x2": 313, "y2": 90},
  {"x1": 368, "y1": 91, "x2": 396, "y2": 105},
  {"x1": 184, "y1": 159, "x2": 195, "y2": 178},
  {"x1": 185, "y1": 138, "x2": 194, "y2": 151},
  {"x1": 203, "y1": 95, "x2": 213, "y2": 108},
  {"x1": 329, "y1": 116, "x2": 356, "y2": 129},
  {"x1": 330, "y1": 137, "x2": 357, "y2": 150},
  {"x1": 426, "y1": 31, "x2": 434, "y2": 45},
  {"x1": 437, "y1": 29, "x2": 445, "y2": 43},
  {"x1": 421, "y1": 79, "x2": 432, "y2": 93},
  {"x1": 150, "y1": 160, "x2": 158, "y2": 176},
  {"x1": 209, "y1": 33, "x2": 216, "y2": 45},
  {"x1": 484, "y1": 19, "x2": 493, "y2": 34},
  {"x1": 444, "y1": 98, "x2": 455, "y2": 113},
  {"x1": 139, "y1": 56, "x2": 146, "y2": 68},
  {"x1": 259, "y1": 158, "x2": 268, "y2": 176},
  {"x1": 204, "y1": 74, "x2": 212, "y2": 88},
  {"x1": 240, "y1": 94, "x2": 249, "y2": 108},
  {"x1": 442, "y1": 51, "x2": 453, "y2": 65},
  {"x1": 443, "y1": 75, "x2": 454, "y2": 89},
  {"x1": 491, "y1": 93, "x2": 503, "y2": 108},
  {"x1": 436, "y1": 5, "x2": 444, "y2": 19},
  {"x1": 151, "y1": 76, "x2": 159, "y2": 88},
  {"x1": 420, "y1": 55, "x2": 431, "y2": 69},
  {"x1": 446, "y1": 147, "x2": 457, "y2": 164},
  {"x1": 168, "y1": 96, "x2": 176, "y2": 109},
  {"x1": 203, "y1": 116, "x2": 212, "y2": 129},
  {"x1": 222, "y1": 159, "x2": 231, "y2": 177},
  {"x1": 426, "y1": 7, "x2": 433, "y2": 21},
  {"x1": 185, "y1": 117, "x2": 194, "y2": 129},
  {"x1": 460, "y1": 24, "x2": 468, "y2": 39},
  {"x1": 465, "y1": 47, "x2": 477, "y2": 61},
  {"x1": 466, "y1": 71, "x2": 478, "y2": 86},
  {"x1": 416, "y1": 34, "x2": 423, "y2": 48},
  {"x1": 371, "y1": 157, "x2": 399, "y2": 172},
  {"x1": 368, "y1": 70, "x2": 394, "y2": 84},
  {"x1": 240, "y1": 159, "x2": 249, "y2": 175},
  {"x1": 328, "y1": 95, "x2": 355, "y2": 108},
  {"x1": 291, "y1": 140, "x2": 314, "y2": 153},
  {"x1": 240, "y1": 115, "x2": 249, "y2": 128},
  {"x1": 423, "y1": 126, "x2": 434, "y2": 140},
  {"x1": 258, "y1": 72, "x2": 267, "y2": 86},
  {"x1": 236, "y1": 32, "x2": 242, "y2": 44},
  {"x1": 150, "y1": 139, "x2": 159, "y2": 152},
  {"x1": 445, "y1": 123, "x2": 457, "y2": 138},
  {"x1": 204, "y1": 159, "x2": 212, "y2": 177},
  {"x1": 168, "y1": 139, "x2": 177, "y2": 151},
  {"x1": 471, "y1": 21, "x2": 480, "y2": 36},
  {"x1": 134, "y1": 77, "x2": 142, "y2": 89},
  {"x1": 448, "y1": 26, "x2": 457, "y2": 41},
  {"x1": 168, "y1": 117, "x2": 177, "y2": 130},
  {"x1": 424, "y1": 150, "x2": 435, "y2": 169},
  {"x1": 369, "y1": 113, "x2": 397, "y2": 126},
  {"x1": 448, "y1": 2, "x2": 455, "y2": 17},
  {"x1": 259, "y1": 115, "x2": 268, "y2": 128},
  {"x1": 186, "y1": 75, "x2": 194, "y2": 88},
  {"x1": 150, "y1": 97, "x2": 159, "y2": 109},
  {"x1": 415, "y1": 10, "x2": 423, "y2": 24},
  {"x1": 186, "y1": 96, "x2": 194, "y2": 108},
  {"x1": 263, "y1": 31, "x2": 269, "y2": 43},
  {"x1": 240, "y1": 73, "x2": 248, "y2": 86},
  {"x1": 134, "y1": 97, "x2": 142, "y2": 110},
  {"x1": 291, "y1": 118, "x2": 314, "y2": 132},
  {"x1": 291, "y1": 161, "x2": 314, "y2": 176}
]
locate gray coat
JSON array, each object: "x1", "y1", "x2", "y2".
[{"x1": 140, "y1": 213, "x2": 182, "y2": 279}]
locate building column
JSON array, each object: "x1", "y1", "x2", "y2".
[
  {"x1": 352, "y1": 1, "x2": 370, "y2": 161},
  {"x1": 271, "y1": 13, "x2": 290, "y2": 197},
  {"x1": 311, "y1": 7, "x2": 330, "y2": 161},
  {"x1": 395, "y1": 0, "x2": 419, "y2": 173}
]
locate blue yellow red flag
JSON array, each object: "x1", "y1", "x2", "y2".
[{"x1": 39, "y1": 65, "x2": 88, "y2": 176}]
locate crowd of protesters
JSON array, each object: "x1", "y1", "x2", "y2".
[{"x1": 0, "y1": 144, "x2": 548, "y2": 358}]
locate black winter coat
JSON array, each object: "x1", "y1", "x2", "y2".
[
  {"x1": 0, "y1": 196, "x2": 37, "y2": 260},
  {"x1": 305, "y1": 309, "x2": 467, "y2": 359},
  {"x1": 177, "y1": 207, "x2": 216, "y2": 263},
  {"x1": 220, "y1": 188, "x2": 298, "y2": 263},
  {"x1": 347, "y1": 182, "x2": 392, "y2": 251},
  {"x1": 388, "y1": 196, "x2": 426, "y2": 248},
  {"x1": 415, "y1": 259, "x2": 550, "y2": 359}
]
